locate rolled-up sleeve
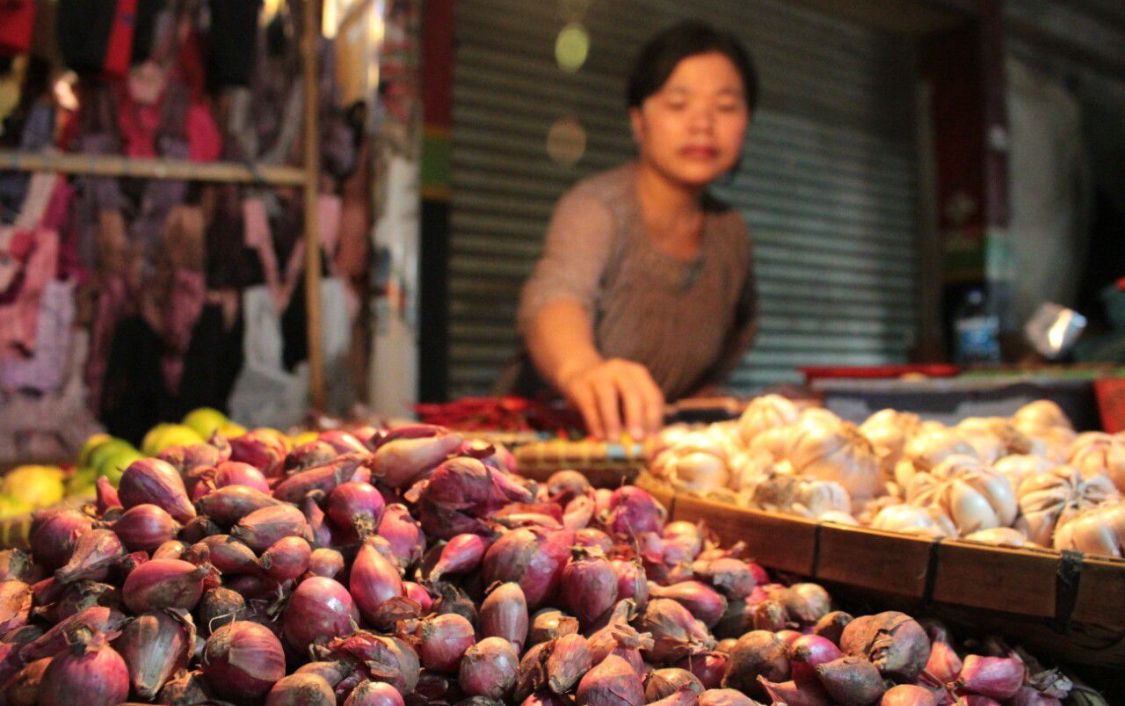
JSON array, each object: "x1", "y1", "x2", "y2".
[{"x1": 516, "y1": 187, "x2": 615, "y2": 336}]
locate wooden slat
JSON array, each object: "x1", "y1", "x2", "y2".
[
  {"x1": 671, "y1": 495, "x2": 818, "y2": 576},
  {"x1": 814, "y1": 523, "x2": 934, "y2": 598},
  {"x1": 925, "y1": 540, "x2": 1061, "y2": 618},
  {"x1": 0, "y1": 150, "x2": 305, "y2": 185},
  {"x1": 1071, "y1": 556, "x2": 1125, "y2": 628}
]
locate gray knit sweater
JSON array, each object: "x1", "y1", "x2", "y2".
[{"x1": 509, "y1": 162, "x2": 758, "y2": 401}]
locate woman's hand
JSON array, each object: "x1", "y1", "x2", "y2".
[{"x1": 559, "y1": 358, "x2": 665, "y2": 440}]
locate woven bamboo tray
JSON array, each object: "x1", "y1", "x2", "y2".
[
  {"x1": 513, "y1": 439, "x2": 647, "y2": 486},
  {"x1": 635, "y1": 473, "x2": 1125, "y2": 669}
]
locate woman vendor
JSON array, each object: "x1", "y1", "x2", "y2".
[{"x1": 501, "y1": 20, "x2": 759, "y2": 440}]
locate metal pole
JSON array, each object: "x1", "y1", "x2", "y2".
[{"x1": 302, "y1": 0, "x2": 326, "y2": 411}]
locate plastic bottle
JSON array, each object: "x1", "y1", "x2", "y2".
[{"x1": 954, "y1": 288, "x2": 1001, "y2": 364}]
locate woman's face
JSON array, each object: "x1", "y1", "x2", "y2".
[{"x1": 630, "y1": 51, "x2": 750, "y2": 189}]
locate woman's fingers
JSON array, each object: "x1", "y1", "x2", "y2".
[
  {"x1": 568, "y1": 381, "x2": 605, "y2": 440},
  {"x1": 561, "y1": 358, "x2": 665, "y2": 440}
]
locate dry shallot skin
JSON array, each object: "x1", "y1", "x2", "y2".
[
  {"x1": 839, "y1": 611, "x2": 931, "y2": 682},
  {"x1": 575, "y1": 655, "x2": 645, "y2": 706}
]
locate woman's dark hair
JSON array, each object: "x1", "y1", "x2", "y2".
[{"x1": 626, "y1": 20, "x2": 758, "y2": 112}]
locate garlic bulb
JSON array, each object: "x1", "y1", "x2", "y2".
[
  {"x1": 894, "y1": 427, "x2": 977, "y2": 490},
  {"x1": 860, "y1": 408, "x2": 921, "y2": 477},
  {"x1": 785, "y1": 414, "x2": 882, "y2": 502},
  {"x1": 746, "y1": 424, "x2": 792, "y2": 462},
  {"x1": 1012, "y1": 399, "x2": 1073, "y2": 432},
  {"x1": 993, "y1": 454, "x2": 1054, "y2": 492},
  {"x1": 737, "y1": 394, "x2": 800, "y2": 445},
  {"x1": 962, "y1": 527, "x2": 1032, "y2": 548},
  {"x1": 871, "y1": 503, "x2": 957, "y2": 538},
  {"x1": 1053, "y1": 501, "x2": 1125, "y2": 558},
  {"x1": 907, "y1": 455, "x2": 1017, "y2": 534},
  {"x1": 1068, "y1": 432, "x2": 1125, "y2": 493},
  {"x1": 743, "y1": 469, "x2": 851, "y2": 520},
  {"x1": 729, "y1": 447, "x2": 776, "y2": 492},
  {"x1": 955, "y1": 417, "x2": 1041, "y2": 462},
  {"x1": 1016, "y1": 465, "x2": 1119, "y2": 545}
]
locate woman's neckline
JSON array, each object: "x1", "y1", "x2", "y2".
[{"x1": 630, "y1": 162, "x2": 709, "y2": 265}]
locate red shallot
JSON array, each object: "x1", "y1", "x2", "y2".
[
  {"x1": 575, "y1": 654, "x2": 644, "y2": 706},
  {"x1": 674, "y1": 651, "x2": 728, "y2": 689},
  {"x1": 324, "y1": 631, "x2": 420, "y2": 693},
  {"x1": 924, "y1": 640, "x2": 962, "y2": 684},
  {"x1": 545, "y1": 633, "x2": 592, "y2": 694},
  {"x1": 639, "y1": 597, "x2": 716, "y2": 663},
  {"x1": 113, "y1": 504, "x2": 181, "y2": 553},
  {"x1": 198, "y1": 485, "x2": 284, "y2": 527},
  {"x1": 122, "y1": 559, "x2": 211, "y2": 613},
  {"x1": 788, "y1": 634, "x2": 843, "y2": 685},
  {"x1": 30, "y1": 509, "x2": 94, "y2": 571},
  {"x1": 282, "y1": 576, "x2": 359, "y2": 652},
  {"x1": 326, "y1": 481, "x2": 387, "y2": 538},
  {"x1": 260, "y1": 536, "x2": 312, "y2": 582},
  {"x1": 37, "y1": 630, "x2": 130, "y2": 706},
  {"x1": 645, "y1": 667, "x2": 705, "y2": 701},
  {"x1": 697, "y1": 688, "x2": 761, "y2": 706},
  {"x1": 481, "y1": 527, "x2": 569, "y2": 609},
  {"x1": 459, "y1": 636, "x2": 519, "y2": 700},
  {"x1": 480, "y1": 581, "x2": 529, "y2": 650},
  {"x1": 201, "y1": 620, "x2": 287, "y2": 699},
  {"x1": 95, "y1": 477, "x2": 121, "y2": 514},
  {"x1": 213, "y1": 461, "x2": 271, "y2": 493},
  {"x1": 413, "y1": 612, "x2": 476, "y2": 673},
  {"x1": 53, "y1": 529, "x2": 124, "y2": 584},
  {"x1": 721, "y1": 630, "x2": 789, "y2": 699},
  {"x1": 431, "y1": 533, "x2": 490, "y2": 581},
  {"x1": 307, "y1": 547, "x2": 346, "y2": 579},
  {"x1": 604, "y1": 487, "x2": 666, "y2": 538},
  {"x1": 344, "y1": 680, "x2": 407, "y2": 706},
  {"x1": 265, "y1": 673, "x2": 337, "y2": 706},
  {"x1": 198, "y1": 587, "x2": 246, "y2": 633},
  {"x1": 880, "y1": 684, "x2": 937, "y2": 706},
  {"x1": 953, "y1": 655, "x2": 1025, "y2": 700},
  {"x1": 350, "y1": 540, "x2": 404, "y2": 624},
  {"x1": 118, "y1": 458, "x2": 197, "y2": 522},
  {"x1": 370, "y1": 433, "x2": 464, "y2": 488},
  {"x1": 1, "y1": 657, "x2": 50, "y2": 706},
  {"x1": 649, "y1": 580, "x2": 728, "y2": 629},
  {"x1": 232, "y1": 504, "x2": 312, "y2": 553},
  {"x1": 376, "y1": 503, "x2": 427, "y2": 568},
  {"x1": 840, "y1": 611, "x2": 931, "y2": 681},
  {"x1": 560, "y1": 547, "x2": 619, "y2": 627},
  {"x1": 195, "y1": 535, "x2": 260, "y2": 575},
  {"x1": 814, "y1": 655, "x2": 886, "y2": 706},
  {"x1": 115, "y1": 608, "x2": 196, "y2": 699},
  {"x1": 229, "y1": 429, "x2": 288, "y2": 478},
  {"x1": 757, "y1": 676, "x2": 833, "y2": 706}
]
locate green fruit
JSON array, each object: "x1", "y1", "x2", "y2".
[
  {"x1": 77, "y1": 433, "x2": 113, "y2": 467},
  {"x1": 66, "y1": 467, "x2": 97, "y2": 497},
  {"x1": 1, "y1": 465, "x2": 65, "y2": 508},
  {"x1": 182, "y1": 407, "x2": 228, "y2": 439},
  {"x1": 96, "y1": 447, "x2": 144, "y2": 486},
  {"x1": 0, "y1": 494, "x2": 33, "y2": 519},
  {"x1": 87, "y1": 439, "x2": 136, "y2": 474},
  {"x1": 142, "y1": 423, "x2": 204, "y2": 456}
]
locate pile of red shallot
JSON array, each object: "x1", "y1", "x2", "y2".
[{"x1": 0, "y1": 425, "x2": 1077, "y2": 706}]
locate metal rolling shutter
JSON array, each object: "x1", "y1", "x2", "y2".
[{"x1": 448, "y1": 0, "x2": 919, "y2": 397}]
